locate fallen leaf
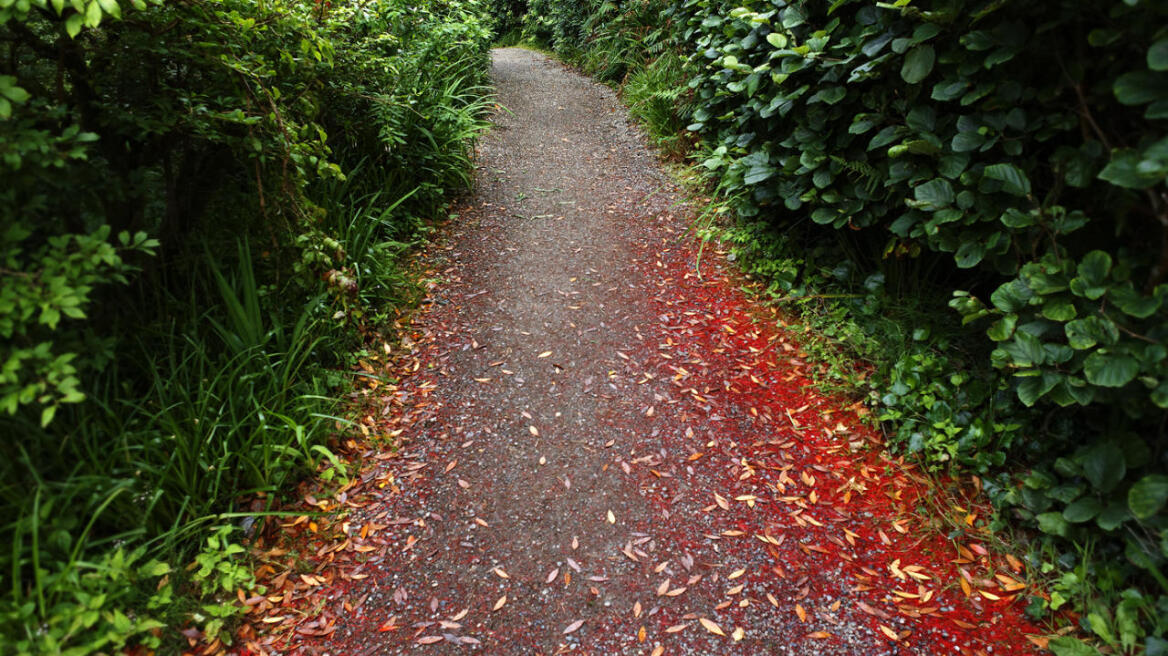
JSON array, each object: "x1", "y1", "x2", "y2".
[
  {"x1": 563, "y1": 620, "x2": 584, "y2": 635},
  {"x1": 492, "y1": 595, "x2": 507, "y2": 611},
  {"x1": 699, "y1": 618, "x2": 725, "y2": 637}
]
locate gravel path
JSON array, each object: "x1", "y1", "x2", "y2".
[{"x1": 259, "y1": 48, "x2": 1040, "y2": 656}]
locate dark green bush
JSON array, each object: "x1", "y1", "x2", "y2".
[{"x1": 1, "y1": 0, "x2": 491, "y2": 651}]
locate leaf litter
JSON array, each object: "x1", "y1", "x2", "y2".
[{"x1": 210, "y1": 48, "x2": 1046, "y2": 656}]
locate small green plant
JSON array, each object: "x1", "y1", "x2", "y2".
[{"x1": 188, "y1": 526, "x2": 255, "y2": 646}]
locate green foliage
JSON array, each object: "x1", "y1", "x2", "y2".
[
  {"x1": 488, "y1": 0, "x2": 528, "y2": 40},
  {"x1": 1, "y1": 0, "x2": 491, "y2": 651},
  {"x1": 623, "y1": 52, "x2": 693, "y2": 158}
]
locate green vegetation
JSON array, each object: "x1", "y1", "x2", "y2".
[
  {"x1": 498, "y1": 0, "x2": 1168, "y2": 651},
  {"x1": 0, "y1": 0, "x2": 491, "y2": 651}
]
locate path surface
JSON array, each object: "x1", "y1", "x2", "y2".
[{"x1": 247, "y1": 48, "x2": 1041, "y2": 655}]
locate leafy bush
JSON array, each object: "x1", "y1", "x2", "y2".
[{"x1": 1, "y1": 0, "x2": 491, "y2": 651}]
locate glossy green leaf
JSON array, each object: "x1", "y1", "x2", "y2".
[
  {"x1": 1128, "y1": 475, "x2": 1168, "y2": 519},
  {"x1": 983, "y1": 163, "x2": 1031, "y2": 196},
  {"x1": 913, "y1": 178, "x2": 954, "y2": 209},
  {"x1": 766, "y1": 32, "x2": 788, "y2": 49},
  {"x1": 1113, "y1": 70, "x2": 1168, "y2": 106},
  {"x1": 1082, "y1": 351, "x2": 1138, "y2": 388},
  {"x1": 900, "y1": 45, "x2": 935, "y2": 84}
]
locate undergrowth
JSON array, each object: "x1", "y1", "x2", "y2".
[{"x1": 0, "y1": 0, "x2": 492, "y2": 652}]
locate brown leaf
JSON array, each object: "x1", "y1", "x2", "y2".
[
  {"x1": 699, "y1": 618, "x2": 725, "y2": 636},
  {"x1": 714, "y1": 493, "x2": 730, "y2": 510},
  {"x1": 492, "y1": 595, "x2": 507, "y2": 611}
]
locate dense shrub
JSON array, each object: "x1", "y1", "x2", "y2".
[
  {"x1": 0, "y1": 0, "x2": 491, "y2": 651},
  {"x1": 506, "y1": 0, "x2": 1168, "y2": 650}
]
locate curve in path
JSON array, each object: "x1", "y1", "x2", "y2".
[{"x1": 256, "y1": 48, "x2": 1041, "y2": 656}]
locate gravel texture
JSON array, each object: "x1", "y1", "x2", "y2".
[{"x1": 257, "y1": 48, "x2": 1041, "y2": 656}]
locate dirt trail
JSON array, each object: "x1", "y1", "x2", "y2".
[{"x1": 259, "y1": 48, "x2": 1041, "y2": 655}]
